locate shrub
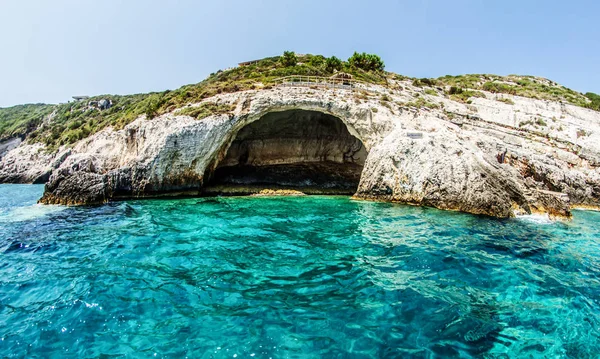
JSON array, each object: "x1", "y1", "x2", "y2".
[
  {"x1": 424, "y1": 89, "x2": 437, "y2": 96},
  {"x1": 577, "y1": 129, "x2": 589, "y2": 138},
  {"x1": 536, "y1": 118, "x2": 547, "y2": 126},
  {"x1": 280, "y1": 51, "x2": 297, "y2": 67},
  {"x1": 585, "y1": 92, "x2": 600, "y2": 111},
  {"x1": 0, "y1": 103, "x2": 54, "y2": 141},
  {"x1": 448, "y1": 86, "x2": 463, "y2": 95},
  {"x1": 585, "y1": 92, "x2": 600, "y2": 101},
  {"x1": 482, "y1": 82, "x2": 517, "y2": 95},
  {"x1": 450, "y1": 89, "x2": 485, "y2": 103},
  {"x1": 413, "y1": 78, "x2": 436, "y2": 87},
  {"x1": 143, "y1": 95, "x2": 165, "y2": 119},
  {"x1": 380, "y1": 100, "x2": 394, "y2": 113},
  {"x1": 519, "y1": 120, "x2": 534, "y2": 127},
  {"x1": 405, "y1": 97, "x2": 440, "y2": 110},
  {"x1": 178, "y1": 102, "x2": 235, "y2": 120},
  {"x1": 64, "y1": 129, "x2": 83, "y2": 143},
  {"x1": 356, "y1": 91, "x2": 369, "y2": 100},
  {"x1": 497, "y1": 97, "x2": 515, "y2": 105},
  {"x1": 325, "y1": 56, "x2": 343, "y2": 73},
  {"x1": 348, "y1": 52, "x2": 384, "y2": 72},
  {"x1": 307, "y1": 55, "x2": 325, "y2": 67}
]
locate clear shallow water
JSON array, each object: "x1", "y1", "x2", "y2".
[{"x1": 1, "y1": 185, "x2": 600, "y2": 358}]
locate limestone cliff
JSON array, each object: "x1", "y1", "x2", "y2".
[{"x1": 2, "y1": 76, "x2": 599, "y2": 218}]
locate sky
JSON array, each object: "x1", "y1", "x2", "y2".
[{"x1": 1, "y1": 0, "x2": 599, "y2": 107}]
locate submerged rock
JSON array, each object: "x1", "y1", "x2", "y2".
[{"x1": 2, "y1": 83, "x2": 599, "y2": 218}]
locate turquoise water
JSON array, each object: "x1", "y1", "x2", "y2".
[{"x1": 1, "y1": 185, "x2": 600, "y2": 358}]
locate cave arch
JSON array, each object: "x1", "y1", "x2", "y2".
[{"x1": 203, "y1": 109, "x2": 368, "y2": 195}]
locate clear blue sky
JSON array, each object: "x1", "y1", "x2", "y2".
[{"x1": 1, "y1": 0, "x2": 599, "y2": 107}]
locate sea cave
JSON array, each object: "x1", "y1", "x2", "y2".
[{"x1": 203, "y1": 109, "x2": 367, "y2": 195}]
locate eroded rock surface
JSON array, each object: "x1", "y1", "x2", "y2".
[
  {"x1": 2, "y1": 83, "x2": 599, "y2": 218},
  {"x1": 205, "y1": 109, "x2": 366, "y2": 194},
  {"x1": 0, "y1": 143, "x2": 70, "y2": 184}
]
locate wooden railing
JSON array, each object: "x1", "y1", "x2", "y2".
[{"x1": 273, "y1": 76, "x2": 378, "y2": 92}]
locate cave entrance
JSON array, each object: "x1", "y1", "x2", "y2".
[{"x1": 203, "y1": 109, "x2": 367, "y2": 196}]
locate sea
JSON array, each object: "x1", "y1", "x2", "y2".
[{"x1": 1, "y1": 184, "x2": 600, "y2": 358}]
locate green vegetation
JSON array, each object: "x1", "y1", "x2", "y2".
[
  {"x1": 437, "y1": 74, "x2": 595, "y2": 109},
  {"x1": 0, "y1": 51, "x2": 390, "y2": 148},
  {"x1": 402, "y1": 98, "x2": 440, "y2": 110},
  {"x1": 519, "y1": 120, "x2": 534, "y2": 128},
  {"x1": 347, "y1": 52, "x2": 385, "y2": 72},
  {"x1": 27, "y1": 93, "x2": 159, "y2": 150},
  {"x1": 280, "y1": 51, "x2": 298, "y2": 67},
  {"x1": 325, "y1": 56, "x2": 343, "y2": 73},
  {"x1": 355, "y1": 91, "x2": 369, "y2": 101},
  {"x1": 497, "y1": 97, "x2": 515, "y2": 105},
  {"x1": 445, "y1": 86, "x2": 486, "y2": 103},
  {"x1": 307, "y1": 55, "x2": 325, "y2": 67},
  {"x1": 577, "y1": 129, "x2": 590, "y2": 138},
  {"x1": 585, "y1": 92, "x2": 600, "y2": 111},
  {"x1": 482, "y1": 81, "x2": 517, "y2": 95},
  {"x1": 1, "y1": 51, "x2": 598, "y2": 151},
  {"x1": 177, "y1": 102, "x2": 236, "y2": 120},
  {"x1": 412, "y1": 78, "x2": 437, "y2": 87},
  {"x1": 0, "y1": 104, "x2": 54, "y2": 141}
]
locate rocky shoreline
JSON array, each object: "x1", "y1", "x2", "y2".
[{"x1": 2, "y1": 80, "x2": 599, "y2": 219}]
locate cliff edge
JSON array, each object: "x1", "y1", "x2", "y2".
[{"x1": 1, "y1": 54, "x2": 599, "y2": 218}]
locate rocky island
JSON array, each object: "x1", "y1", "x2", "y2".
[{"x1": 1, "y1": 52, "x2": 599, "y2": 218}]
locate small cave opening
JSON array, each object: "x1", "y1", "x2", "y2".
[{"x1": 203, "y1": 110, "x2": 367, "y2": 195}]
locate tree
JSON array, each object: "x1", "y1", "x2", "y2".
[
  {"x1": 280, "y1": 51, "x2": 297, "y2": 67},
  {"x1": 307, "y1": 54, "x2": 325, "y2": 67},
  {"x1": 585, "y1": 92, "x2": 600, "y2": 111},
  {"x1": 143, "y1": 94, "x2": 165, "y2": 120},
  {"x1": 348, "y1": 52, "x2": 385, "y2": 72},
  {"x1": 325, "y1": 56, "x2": 343, "y2": 73}
]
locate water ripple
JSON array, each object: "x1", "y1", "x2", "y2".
[{"x1": 1, "y1": 185, "x2": 600, "y2": 357}]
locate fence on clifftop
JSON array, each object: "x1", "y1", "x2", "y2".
[{"x1": 273, "y1": 76, "x2": 380, "y2": 93}]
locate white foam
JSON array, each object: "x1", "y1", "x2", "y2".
[
  {"x1": 0, "y1": 204, "x2": 66, "y2": 222},
  {"x1": 572, "y1": 207, "x2": 600, "y2": 212},
  {"x1": 515, "y1": 213, "x2": 554, "y2": 225}
]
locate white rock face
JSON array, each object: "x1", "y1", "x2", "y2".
[
  {"x1": 0, "y1": 142, "x2": 70, "y2": 184},
  {"x1": 2, "y1": 84, "x2": 599, "y2": 218}
]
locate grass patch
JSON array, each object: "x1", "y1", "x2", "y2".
[
  {"x1": 412, "y1": 78, "x2": 437, "y2": 87},
  {"x1": 437, "y1": 74, "x2": 595, "y2": 109},
  {"x1": 448, "y1": 88, "x2": 486, "y2": 103},
  {"x1": 519, "y1": 120, "x2": 534, "y2": 127},
  {"x1": 403, "y1": 97, "x2": 440, "y2": 110},
  {"x1": 0, "y1": 104, "x2": 55, "y2": 141},
  {"x1": 497, "y1": 97, "x2": 515, "y2": 105},
  {"x1": 577, "y1": 129, "x2": 590, "y2": 138},
  {"x1": 585, "y1": 92, "x2": 600, "y2": 111},
  {"x1": 178, "y1": 102, "x2": 236, "y2": 120},
  {"x1": 1, "y1": 53, "x2": 390, "y2": 149},
  {"x1": 2, "y1": 53, "x2": 598, "y2": 151}
]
